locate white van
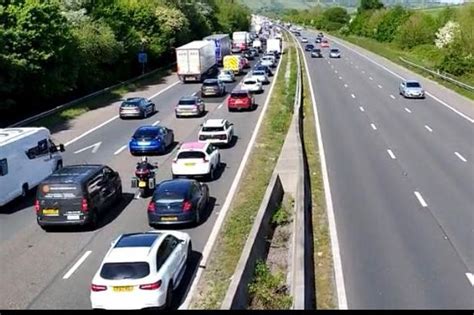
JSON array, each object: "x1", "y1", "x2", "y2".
[{"x1": 0, "y1": 127, "x2": 65, "y2": 207}]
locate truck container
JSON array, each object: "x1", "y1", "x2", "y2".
[
  {"x1": 203, "y1": 34, "x2": 231, "y2": 66},
  {"x1": 176, "y1": 40, "x2": 217, "y2": 83},
  {"x1": 266, "y1": 38, "x2": 281, "y2": 55},
  {"x1": 232, "y1": 31, "x2": 250, "y2": 51}
]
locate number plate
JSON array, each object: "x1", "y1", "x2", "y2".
[
  {"x1": 138, "y1": 181, "x2": 147, "y2": 188},
  {"x1": 67, "y1": 215, "x2": 80, "y2": 220},
  {"x1": 185, "y1": 162, "x2": 195, "y2": 167},
  {"x1": 42, "y1": 209, "x2": 59, "y2": 216},
  {"x1": 161, "y1": 217, "x2": 178, "y2": 221},
  {"x1": 112, "y1": 286, "x2": 134, "y2": 292},
  {"x1": 138, "y1": 142, "x2": 150, "y2": 146}
]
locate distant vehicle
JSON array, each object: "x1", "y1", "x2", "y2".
[
  {"x1": 311, "y1": 48, "x2": 323, "y2": 58},
  {"x1": 175, "y1": 96, "x2": 206, "y2": 118},
  {"x1": 90, "y1": 230, "x2": 192, "y2": 309},
  {"x1": 171, "y1": 142, "x2": 221, "y2": 180},
  {"x1": 228, "y1": 89, "x2": 256, "y2": 112},
  {"x1": 232, "y1": 31, "x2": 251, "y2": 51},
  {"x1": 198, "y1": 119, "x2": 234, "y2": 146},
  {"x1": 176, "y1": 40, "x2": 217, "y2": 83},
  {"x1": 329, "y1": 48, "x2": 341, "y2": 58},
  {"x1": 252, "y1": 39, "x2": 262, "y2": 52},
  {"x1": 129, "y1": 126, "x2": 175, "y2": 156},
  {"x1": 399, "y1": 80, "x2": 425, "y2": 99},
  {"x1": 242, "y1": 50, "x2": 254, "y2": 61},
  {"x1": 294, "y1": 31, "x2": 301, "y2": 36},
  {"x1": 321, "y1": 39, "x2": 330, "y2": 48},
  {"x1": 119, "y1": 97, "x2": 155, "y2": 119},
  {"x1": 315, "y1": 37, "x2": 322, "y2": 44},
  {"x1": 248, "y1": 48, "x2": 259, "y2": 58},
  {"x1": 317, "y1": 32, "x2": 324, "y2": 38},
  {"x1": 36, "y1": 164, "x2": 122, "y2": 230},
  {"x1": 241, "y1": 78, "x2": 263, "y2": 94},
  {"x1": 254, "y1": 64, "x2": 273, "y2": 77},
  {"x1": 201, "y1": 79, "x2": 226, "y2": 97},
  {"x1": 301, "y1": 37, "x2": 308, "y2": 43},
  {"x1": 305, "y1": 44, "x2": 315, "y2": 52},
  {"x1": 260, "y1": 55, "x2": 275, "y2": 68},
  {"x1": 266, "y1": 38, "x2": 281, "y2": 55},
  {"x1": 223, "y1": 55, "x2": 244, "y2": 75},
  {"x1": 0, "y1": 127, "x2": 65, "y2": 207},
  {"x1": 148, "y1": 179, "x2": 209, "y2": 226},
  {"x1": 203, "y1": 34, "x2": 231, "y2": 66},
  {"x1": 217, "y1": 69, "x2": 236, "y2": 83},
  {"x1": 241, "y1": 57, "x2": 251, "y2": 69},
  {"x1": 250, "y1": 70, "x2": 270, "y2": 84}
]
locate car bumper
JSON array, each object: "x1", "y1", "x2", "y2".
[
  {"x1": 148, "y1": 212, "x2": 197, "y2": 225},
  {"x1": 37, "y1": 214, "x2": 90, "y2": 226},
  {"x1": 406, "y1": 93, "x2": 425, "y2": 98},
  {"x1": 198, "y1": 138, "x2": 229, "y2": 145},
  {"x1": 91, "y1": 290, "x2": 166, "y2": 310},
  {"x1": 120, "y1": 111, "x2": 142, "y2": 117},
  {"x1": 172, "y1": 164, "x2": 210, "y2": 176},
  {"x1": 228, "y1": 102, "x2": 251, "y2": 110},
  {"x1": 129, "y1": 144, "x2": 164, "y2": 154},
  {"x1": 176, "y1": 109, "x2": 200, "y2": 116},
  {"x1": 201, "y1": 90, "x2": 221, "y2": 96}
]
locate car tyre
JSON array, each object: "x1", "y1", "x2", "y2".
[
  {"x1": 115, "y1": 185, "x2": 123, "y2": 203},
  {"x1": 56, "y1": 160, "x2": 63, "y2": 171},
  {"x1": 21, "y1": 184, "x2": 29, "y2": 198},
  {"x1": 89, "y1": 209, "x2": 99, "y2": 230},
  {"x1": 187, "y1": 241, "x2": 193, "y2": 263},
  {"x1": 165, "y1": 282, "x2": 173, "y2": 309}
]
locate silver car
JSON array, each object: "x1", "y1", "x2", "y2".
[
  {"x1": 218, "y1": 70, "x2": 235, "y2": 83},
  {"x1": 175, "y1": 96, "x2": 206, "y2": 118},
  {"x1": 250, "y1": 70, "x2": 270, "y2": 84},
  {"x1": 399, "y1": 80, "x2": 425, "y2": 99},
  {"x1": 119, "y1": 97, "x2": 155, "y2": 119},
  {"x1": 329, "y1": 48, "x2": 341, "y2": 58}
]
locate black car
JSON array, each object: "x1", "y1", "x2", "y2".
[
  {"x1": 254, "y1": 64, "x2": 274, "y2": 77},
  {"x1": 249, "y1": 48, "x2": 259, "y2": 58},
  {"x1": 201, "y1": 79, "x2": 226, "y2": 97},
  {"x1": 242, "y1": 50, "x2": 255, "y2": 61},
  {"x1": 305, "y1": 44, "x2": 315, "y2": 51},
  {"x1": 311, "y1": 48, "x2": 323, "y2": 58},
  {"x1": 119, "y1": 97, "x2": 155, "y2": 119},
  {"x1": 36, "y1": 165, "x2": 122, "y2": 230},
  {"x1": 315, "y1": 37, "x2": 321, "y2": 44},
  {"x1": 147, "y1": 179, "x2": 209, "y2": 226}
]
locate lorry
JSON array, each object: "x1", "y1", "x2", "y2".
[
  {"x1": 232, "y1": 31, "x2": 250, "y2": 52},
  {"x1": 176, "y1": 40, "x2": 217, "y2": 83},
  {"x1": 266, "y1": 38, "x2": 282, "y2": 55},
  {"x1": 223, "y1": 55, "x2": 243, "y2": 75},
  {"x1": 0, "y1": 127, "x2": 65, "y2": 207},
  {"x1": 203, "y1": 34, "x2": 231, "y2": 66}
]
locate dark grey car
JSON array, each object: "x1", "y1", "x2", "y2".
[
  {"x1": 119, "y1": 97, "x2": 155, "y2": 119},
  {"x1": 201, "y1": 79, "x2": 226, "y2": 97}
]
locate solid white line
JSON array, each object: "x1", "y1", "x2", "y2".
[
  {"x1": 378, "y1": 84, "x2": 383, "y2": 89},
  {"x1": 180, "y1": 50, "x2": 284, "y2": 310},
  {"x1": 327, "y1": 36, "x2": 474, "y2": 123},
  {"x1": 351, "y1": 94, "x2": 356, "y2": 99},
  {"x1": 344, "y1": 84, "x2": 348, "y2": 88},
  {"x1": 466, "y1": 273, "x2": 474, "y2": 286},
  {"x1": 148, "y1": 80, "x2": 181, "y2": 100},
  {"x1": 359, "y1": 106, "x2": 364, "y2": 112},
  {"x1": 192, "y1": 91, "x2": 198, "y2": 96},
  {"x1": 63, "y1": 251, "x2": 92, "y2": 279},
  {"x1": 300, "y1": 38, "x2": 348, "y2": 309},
  {"x1": 387, "y1": 149, "x2": 396, "y2": 159},
  {"x1": 152, "y1": 120, "x2": 161, "y2": 126},
  {"x1": 369, "y1": 76, "x2": 373, "y2": 80},
  {"x1": 390, "y1": 95, "x2": 395, "y2": 99},
  {"x1": 405, "y1": 108, "x2": 412, "y2": 113},
  {"x1": 455, "y1": 152, "x2": 467, "y2": 162},
  {"x1": 414, "y1": 191, "x2": 428, "y2": 207},
  {"x1": 114, "y1": 145, "x2": 127, "y2": 155},
  {"x1": 425, "y1": 125, "x2": 433, "y2": 132},
  {"x1": 371, "y1": 123, "x2": 377, "y2": 130}
]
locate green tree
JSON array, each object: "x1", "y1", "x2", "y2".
[
  {"x1": 358, "y1": 0, "x2": 383, "y2": 12},
  {"x1": 375, "y1": 5, "x2": 411, "y2": 42},
  {"x1": 323, "y1": 7, "x2": 350, "y2": 30},
  {"x1": 396, "y1": 12, "x2": 437, "y2": 49}
]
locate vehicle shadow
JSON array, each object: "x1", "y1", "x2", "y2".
[
  {"x1": 200, "y1": 162, "x2": 227, "y2": 183},
  {"x1": 218, "y1": 135, "x2": 238, "y2": 149},
  {"x1": 0, "y1": 189, "x2": 36, "y2": 215}
]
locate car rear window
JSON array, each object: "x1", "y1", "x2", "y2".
[
  {"x1": 231, "y1": 93, "x2": 249, "y2": 99},
  {"x1": 100, "y1": 262, "x2": 150, "y2": 280},
  {"x1": 156, "y1": 190, "x2": 186, "y2": 201},
  {"x1": 134, "y1": 129, "x2": 158, "y2": 138},
  {"x1": 406, "y1": 82, "x2": 421, "y2": 88},
  {"x1": 203, "y1": 81, "x2": 218, "y2": 86},
  {"x1": 178, "y1": 151, "x2": 206, "y2": 159},
  {"x1": 38, "y1": 184, "x2": 81, "y2": 199},
  {"x1": 245, "y1": 80, "x2": 257, "y2": 85},
  {"x1": 202, "y1": 126, "x2": 225, "y2": 132},
  {"x1": 178, "y1": 99, "x2": 196, "y2": 105},
  {"x1": 331, "y1": 49, "x2": 339, "y2": 53},
  {"x1": 122, "y1": 102, "x2": 139, "y2": 107}
]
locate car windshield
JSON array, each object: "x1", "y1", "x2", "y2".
[
  {"x1": 178, "y1": 99, "x2": 197, "y2": 105},
  {"x1": 178, "y1": 151, "x2": 205, "y2": 159},
  {"x1": 38, "y1": 184, "x2": 81, "y2": 199},
  {"x1": 134, "y1": 129, "x2": 158, "y2": 138},
  {"x1": 203, "y1": 81, "x2": 218, "y2": 86},
  {"x1": 406, "y1": 82, "x2": 421, "y2": 88},
  {"x1": 202, "y1": 126, "x2": 225, "y2": 132},
  {"x1": 253, "y1": 71, "x2": 265, "y2": 76},
  {"x1": 100, "y1": 262, "x2": 150, "y2": 280},
  {"x1": 313, "y1": 49, "x2": 321, "y2": 52}
]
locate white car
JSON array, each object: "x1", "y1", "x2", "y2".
[
  {"x1": 217, "y1": 70, "x2": 235, "y2": 83},
  {"x1": 171, "y1": 141, "x2": 221, "y2": 180},
  {"x1": 260, "y1": 56, "x2": 275, "y2": 68},
  {"x1": 250, "y1": 70, "x2": 270, "y2": 84},
  {"x1": 90, "y1": 230, "x2": 191, "y2": 310},
  {"x1": 241, "y1": 78, "x2": 263, "y2": 93},
  {"x1": 301, "y1": 37, "x2": 308, "y2": 43},
  {"x1": 198, "y1": 119, "x2": 234, "y2": 146}
]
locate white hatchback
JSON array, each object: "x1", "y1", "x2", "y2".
[
  {"x1": 241, "y1": 78, "x2": 263, "y2": 93},
  {"x1": 198, "y1": 119, "x2": 234, "y2": 146},
  {"x1": 171, "y1": 142, "x2": 221, "y2": 180},
  {"x1": 90, "y1": 230, "x2": 191, "y2": 310},
  {"x1": 217, "y1": 70, "x2": 235, "y2": 83}
]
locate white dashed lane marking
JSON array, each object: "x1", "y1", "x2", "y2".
[
  {"x1": 371, "y1": 123, "x2": 377, "y2": 130},
  {"x1": 369, "y1": 77, "x2": 373, "y2": 80},
  {"x1": 425, "y1": 125, "x2": 433, "y2": 132},
  {"x1": 63, "y1": 251, "x2": 92, "y2": 279},
  {"x1": 378, "y1": 84, "x2": 383, "y2": 89},
  {"x1": 414, "y1": 191, "x2": 428, "y2": 207},
  {"x1": 455, "y1": 152, "x2": 467, "y2": 162},
  {"x1": 390, "y1": 95, "x2": 395, "y2": 99},
  {"x1": 359, "y1": 106, "x2": 365, "y2": 112},
  {"x1": 351, "y1": 94, "x2": 356, "y2": 99},
  {"x1": 405, "y1": 108, "x2": 412, "y2": 113},
  {"x1": 114, "y1": 145, "x2": 127, "y2": 155},
  {"x1": 152, "y1": 120, "x2": 161, "y2": 126},
  {"x1": 387, "y1": 149, "x2": 396, "y2": 159}
]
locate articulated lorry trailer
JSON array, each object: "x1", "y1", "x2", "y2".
[
  {"x1": 176, "y1": 40, "x2": 217, "y2": 83},
  {"x1": 203, "y1": 34, "x2": 231, "y2": 66}
]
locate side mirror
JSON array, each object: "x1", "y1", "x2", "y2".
[{"x1": 59, "y1": 144, "x2": 65, "y2": 152}]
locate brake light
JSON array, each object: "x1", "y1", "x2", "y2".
[
  {"x1": 182, "y1": 200, "x2": 192, "y2": 212},
  {"x1": 147, "y1": 202, "x2": 156, "y2": 213},
  {"x1": 172, "y1": 158, "x2": 178, "y2": 164},
  {"x1": 33, "y1": 200, "x2": 40, "y2": 213},
  {"x1": 203, "y1": 157, "x2": 209, "y2": 163},
  {"x1": 91, "y1": 284, "x2": 107, "y2": 292},
  {"x1": 139, "y1": 280, "x2": 161, "y2": 290},
  {"x1": 81, "y1": 198, "x2": 88, "y2": 212}
]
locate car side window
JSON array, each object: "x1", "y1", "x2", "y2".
[
  {"x1": 156, "y1": 238, "x2": 169, "y2": 271},
  {"x1": 0, "y1": 158, "x2": 8, "y2": 176},
  {"x1": 87, "y1": 173, "x2": 103, "y2": 194},
  {"x1": 167, "y1": 235, "x2": 180, "y2": 252}
]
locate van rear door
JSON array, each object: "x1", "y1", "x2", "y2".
[{"x1": 37, "y1": 183, "x2": 84, "y2": 221}]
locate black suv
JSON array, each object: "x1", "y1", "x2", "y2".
[
  {"x1": 311, "y1": 48, "x2": 323, "y2": 58},
  {"x1": 36, "y1": 165, "x2": 122, "y2": 230}
]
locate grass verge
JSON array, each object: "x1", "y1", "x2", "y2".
[
  {"x1": 330, "y1": 33, "x2": 474, "y2": 101},
  {"x1": 189, "y1": 32, "x2": 297, "y2": 309},
  {"x1": 301, "y1": 54, "x2": 337, "y2": 309},
  {"x1": 29, "y1": 67, "x2": 173, "y2": 129}
]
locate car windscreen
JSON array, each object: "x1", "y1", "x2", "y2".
[
  {"x1": 134, "y1": 129, "x2": 158, "y2": 139},
  {"x1": 253, "y1": 71, "x2": 265, "y2": 76},
  {"x1": 406, "y1": 82, "x2": 421, "y2": 88},
  {"x1": 178, "y1": 151, "x2": 206, "y2": 159},
  {"x1": 312, "y1": 49, "x2": 321, "y2": 52},
  {"x1": 202, "y1": 126, "x2": 225, "y2": 132},
  {"x1": 38, "y1": 183, "x2": 81, "y2": 199},
  {"x1": 100, "y1": 262, "x2": 150, "y2": 280},
  {"x1": 178, "y1": 99, "x2": 196, "y2": 105},
  {"x1": 203, "y1": 81, "x2": 218, "y2": 86}
]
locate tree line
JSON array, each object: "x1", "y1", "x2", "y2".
[{"x1": 0, "y1": 0, "x2": 251, "y2": 125}]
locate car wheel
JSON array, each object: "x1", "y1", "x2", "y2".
[
  {"x1": 56, "y1": 160, "x2": 63, "y2": 171},
  {"x1": 152, "y1": 104, "x2": 156, "y2": 114},
  {"x1": 208, "y1": 167, "x2": 215, "y2": 181},
  {"x1": 89, "y1": 209, "x2": 98, "y2": 230},
  {"x1": 187, "y1": 241, "x2": 193, "y2": 262},
  {"x1": 21, "y1": 184, "x2": 29, "y2": 198},
  {"x1": 195, "y1": 208, "x2": 200, "y2": 224},
  {"x1": 115, "y1": 185, "x2": 123, "y2": 203},
  {"x1": 165, "y1": 282, "x2": 173, "y2": 309},
  {"x1": 142, "y1": 110, "x2": 147, "y2": 119}
]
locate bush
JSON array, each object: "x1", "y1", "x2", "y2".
[
  {"x1": 439, "y1": 41, "x2": 474, "y2": 76},
  {"x1": 396, "y1": 12, "x2": 437, "y2": 50},
  {"x1": 409, "y1": 44, "x2": 444, "y2": 68},
  {"x1": 375, "y1": 5, "x2": 411, "y2": 42}
]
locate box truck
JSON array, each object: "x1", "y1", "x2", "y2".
[
  {"x1": 176, "y1": 40, "x2": 217, "y2": 83},
  {"x1": 266, "y1": 38, "x2": 282, "y2": 55},
  {"x1": 232, "y1": 31, "x2": 250, "y2": 52},
  {"x1": 203, "y1": 34, "x2": 231, "y2": 66}
]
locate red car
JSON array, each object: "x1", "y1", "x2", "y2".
[
  {"x1": 321, "y1": 39, "x2": 330, "y2": 48},
  {"x1": 227, "y1": 89, "x2": 255, "y2": 111}
]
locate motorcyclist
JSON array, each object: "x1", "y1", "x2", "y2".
[{"x1": 136, "y1": 156, "x2": 156, "y2": 172}]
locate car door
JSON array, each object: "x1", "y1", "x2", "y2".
[
  {"x1": 156, "y1": 238, "x2": 172, "y2": 286},
  {"x1": 101, "y1": 167, "x2": 117, "y2": 207},
  {"x1": 166, "y1": 235, "x2": 186, "y2": 286}
]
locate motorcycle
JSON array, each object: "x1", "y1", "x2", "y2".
[{"x1": 131, "y1": 162, "x2": 158, "y2": 198}]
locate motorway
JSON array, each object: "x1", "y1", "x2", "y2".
[
  {"x1": 297, "y1": 30, "x2": 474, "y2": 308},
  {"x1": 0, "y1": 56, "x2": 280, "y2": 309}
]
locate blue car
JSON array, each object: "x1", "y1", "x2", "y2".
[{"x1": 129, "y1": 125, "x2": 174, "y2": 156}]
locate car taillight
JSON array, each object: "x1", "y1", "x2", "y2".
[
  {"x1": 147, "y1": 202, "x2": 156, "y2": 213},
  {"x1": 219, "y1": 135, "x2": 227, "y2": 140},
  {"x1": 81, "y1": 198, "x2": 88, "y2": 212},
  {"x1": 34, "y1": 200, "x2": 40, "y2": 213},
  {"x1": 199, "y1": 135, "x2": 206, "y2": 140},
  {"x1": 91, "y1": 284, "x2": 107, "y2": 292},
  {"x1": 203, "y1": 157, "x2": 209, "y2": 163},
  {"x1": 172, "y1": 158, "x2": 177, "y2": 164},
  {"x1": 139, "y1": 280, "x2": 161, "y2": 290},
  {"x1": 182, "y1": 200, "x2": 192, "y2": 212}
]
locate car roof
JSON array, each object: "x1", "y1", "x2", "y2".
[
  {"x1": 42, "y1": 165, "x2": 103, "y2": 184},
  {"x1": 105, "y1": 232, "x2": 164, "y2": 263},
  {"x1": 155, "y1": 179, "x2": 194, "y2": 195},
  {"x1": 123, "y1": 97, "x2": 144, "y2": 103},
  {"x1": 203, "y1": 78, "x2": 218, "y2": 83},
  {"x1": 179, "y1": 96, "x2": 198, "y2": 101},
  {"x1": 180, "y1": 141, "x2": 207, "y2": 150},
  {"x1": 135, "y1": 125, "x2": 160, "y2": 131},
  {"x1": 203, "y1": 119, "x2": 226, "y2": 127},
  {"x1": 405, "y1": 80, "x2": 420, "y2": 84}
]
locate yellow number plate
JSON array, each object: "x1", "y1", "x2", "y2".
[
  {"x1": 112, "y1": 286, "x2": 134, "y2": 292},
  {"x1": 185, "y1": 163, "x2": 195, "y2": 167},
  {"x1": 42, "y1": 209, "x2": 59, "y2": 216},
  {"x1": 161, "y1": 217, "x2": 178, "y2": 221},
  {"x1": 138, "y1": 181, "x2": 147, "y2": 188}
]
